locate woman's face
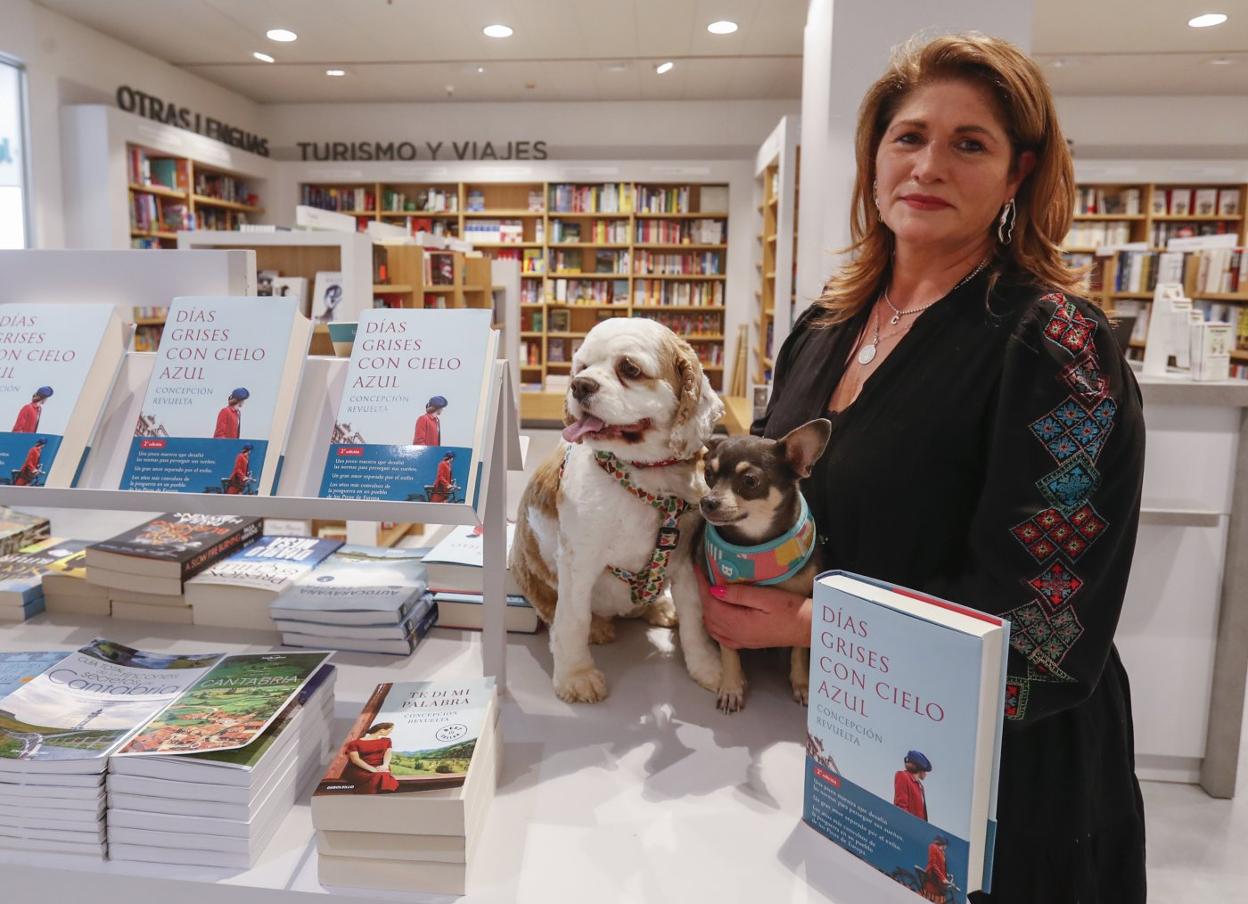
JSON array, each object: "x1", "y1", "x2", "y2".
[{"x1": 874, "y1": 79, "x2": 1032, "y2": 255}]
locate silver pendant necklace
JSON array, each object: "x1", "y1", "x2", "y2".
[{"x1": 856, "y1": 258, "x2": 989, "y2": 367}]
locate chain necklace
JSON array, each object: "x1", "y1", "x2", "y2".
[{"x1": 856, "y1": 258, "x2": 989, "y2": 367}]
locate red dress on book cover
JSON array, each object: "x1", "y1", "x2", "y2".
[
  {"x1": 13, "y1": 445, "x2": 41, "y2": 485},
  {"x1": 225, "y1": 450, "x2": 250, "y2": 494},
  {"x1": 12, "y1": 403, "x2": 41, "y2": 433},
  {"x1": 342, "y1": 737, "x2": 400, "y2": 793},
  {"x1": 413, "y1": 413, "x2": 441, "y2": 446},
  {"x1": 924, "y1": 841, "x2": 949, "y2": 900},
  {"x1": 893, "y1": 770, "x2": 928, "y2": 821},
  {"x1": 428, "y1": 458, "x2": 454, "y2": 502},
  {"x1": 214, "y1": 405, "x2": 241, "y2": 439}
]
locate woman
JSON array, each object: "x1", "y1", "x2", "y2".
[
  {"x1": 894, "y1": 750, "x2": 931, "y2": 821},
  {"x1": 428, "y1": 450, "x2": 457, "y2": 503},
  {"x1": 700, "y1": 34, "x2": 1146, "y2": 903},
  {"x1": 342, "y1": 722, "x2": 401, "y2": 794}
]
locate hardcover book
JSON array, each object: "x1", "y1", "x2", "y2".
[
  {"x1": 0, "y1": 303, "x2": 128, "y2": 488},
  {"x1": 803, "y1": 572, "x2": 1008, "y2": 903},
  {"x1": 119, "y1": 296, "x2": 313, "y2": 495},
  {"x1": 314, "y1": 678, "x2": 496, "y2": 797},
  {"x1": 0, "y1": 639, "x2": 221, "y2": 770},
  {"x1": 85, "y1": 512, "x2": 262, "y2": 583},
  {"x1": 318, "y1": 308, "x2": 496, "y2": 505},
  {"x1": 115, "y1": 650, "x2": 333, "y2": 757}
]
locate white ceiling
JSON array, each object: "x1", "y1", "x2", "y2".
[{"x1": 32, "y1": 0, "x2": 1248, "y2": 103}]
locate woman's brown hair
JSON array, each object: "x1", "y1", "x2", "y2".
[
  {"x1": 364, "y1": 722, "x2": 395, "y2": 735},
  {"x1": 813, "y1": 32, "x2": 1081, "y2": 325}
]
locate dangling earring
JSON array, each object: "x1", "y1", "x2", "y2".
[
  {"x1": 998, "y1": 198, "x2": 1016, "y2": 245},
  {"x1": 872, "y1": 179, "x2": 881, "y2": 214}
]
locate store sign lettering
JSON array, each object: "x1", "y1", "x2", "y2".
[
  {"x1": 115, "y1": 85, "x2": 270, "y2": 157},
  {"x1": 295, "y1": 140, "x2": 548, "y2": 162}
]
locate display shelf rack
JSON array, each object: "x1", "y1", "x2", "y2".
[{"x1": 752, "y1": 115, "x2": 799, "y2": 397}]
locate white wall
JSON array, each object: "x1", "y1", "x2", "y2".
[
  {"x1": 0, "y1": 0, "x2": 263, "y2": 249},
  {"x1": 1058, "y1": 96, "x2": 1248, "y2": 160},
  {"x1": 262, "y1": 99, "x2": 800, "y2": 162}
]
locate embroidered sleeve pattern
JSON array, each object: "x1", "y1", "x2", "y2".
[{"x1": 999, "y1": 294, "x2": 1136, "y2": 723}]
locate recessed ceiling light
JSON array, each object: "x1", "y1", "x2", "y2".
[
  {"x1": 253, "y1": 52, "x2": 275, "y2": 63},
  {"x1": 326, "y1": 69, "x2": 346, "y2": 77},
  {"x1": 483, "y1": 24, "x2": 513, "y2": 38},
  {"x1": 707, "y1": 20, "x2": 738, "y2": 35},
  {"x1": 1210, "y1": 56, "x2": 1234, "y2": 64},
  {"x1": 1052, "y1": 58, "x2": 1067, "y2": 68},
  {"x1": 477, "y1": 66, "x2": 486, "y2": 74},
  {"x1": 266, "y1": 28, "x2": 297, "y2": 43},
  {"x1": 1188, "y1": 13, "x2": 1228, "y2": 28},
  {"x1": 655, "y1": 61, "x2": 675, "y2": 75}
]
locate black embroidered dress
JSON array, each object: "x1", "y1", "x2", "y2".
[{"x1": 755, "y1": 268, "x2": 1147, "y2": 903}]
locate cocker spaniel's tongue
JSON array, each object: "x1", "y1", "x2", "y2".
[{"x1": 562, "y1": 415, "x2": 606, "y2": 443}]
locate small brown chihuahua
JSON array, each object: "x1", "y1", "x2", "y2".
[{"x1": 698, "y1": 418, "x2": 832, "y2": 713}]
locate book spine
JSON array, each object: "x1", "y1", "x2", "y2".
[{"x1": 181, "y1": 519, "x2": 262, "y2": 580}]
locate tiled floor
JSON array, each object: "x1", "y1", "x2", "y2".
[{"x1": 515, "y1": 428, "x2": 1248, "y2": 897}]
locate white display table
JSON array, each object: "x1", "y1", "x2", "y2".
[{"x1": 1, "y1": 617, "x2": 918, "y2": 904}]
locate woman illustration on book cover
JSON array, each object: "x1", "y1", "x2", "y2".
[
  {"x1": 12, "y1": 438, "x2": 46, "y2": 486},
  {"x1": 923, "y1": 835, "x2": 953, "y2": 902},
  {"x1": 11, "y1": 386, "x2": 53, "y2": 433},
  {"x1": 318, "y1": 283, "x2": 343, "y2": 323},
  {"x1": 413, "y1": 395, "x2": 447, "y2": 445},
  {"x1": 894, "y1": 749, "x2": 930, "y2": 821},
  {"x1": 214, "y1": 388, "x2": 249, "y2": 439},
  {"x1": 342, "y1": 722, "x2": 401, "y2": 793},
  {"x1": 224, "y1": 443, "x2": 254, "y2": 495},
  {"x1": 428, "y1": 450, "x2": 457, "y2": 503}
]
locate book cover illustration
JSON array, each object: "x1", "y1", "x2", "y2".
[
  {"x1": 90, "y1": 513, "x2": 261, "y2": 570},
  {"x1": 422, "y1": 523, "x2": 515, "y2": 568},
  {"x1": 0, "y1": 651, "x2": 66, "y2": 700},
  {"x1": 313, "y1": 272, "x2": 345, "y2": 323},
  {"x1": 119, "y1": 296, "x2": 302, "y2": 495},
  {"x1": 315, "y1": 678, "x2": 495, "y2": 796},
  {"x1": 115, "y1": 650, "x2": 332, "y2": 757},
  {"x1": 804, "y1": 576, "x2": 998, "y2": 903},
  {"x1": 271, "y1": 545, "x2": 427, "y2": 615},
  {"x1": 0, "y1": 639, "x2": 221, "y2": 763},
  {"x1": 0, "y1": 304, "x2": 119, "y2": 487},
  {"x1": 163, "y1": 663, "x2": 335, "y2": 771},
  {"x1": 0, "y1": 538, "x2": 90, "y2": 600},
  {"x1": 319, "y1": 308, "x2": 492, "y2": 503},
  {"x1": 190, "y1": 536, "x2": 343, "y2": 591}
]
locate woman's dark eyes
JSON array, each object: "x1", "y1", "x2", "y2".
[{"x1": 895, "y1": 133, "x2": 986, "y2": 153}]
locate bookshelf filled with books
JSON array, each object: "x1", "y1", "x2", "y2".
[
  {"x1": 298, "y1": 179, "x2": 731, "y2": 403},
  {"x1": 752, "y1": 116, "x2": 800, "y2": 395},
  {"x1": 127, "y1": 144, "x2": 264, "y2": 249},
  {"x1": 1063, "y1": 182, "x2": 1248, "y2": 378}
]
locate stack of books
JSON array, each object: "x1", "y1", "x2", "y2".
[
  {"x1": 187, "y1": 535, "x2": 343, "y2": 631},
  {"x1": 40, "y1": 544, "x2": 111, "y2": 616},
  {"x1": 312, "y1": 679, "x2": 501, "y2": 895},
  {"x1": 0, "y1": 651, "x2": 70, "y2": 850},
  {"x1": 271, "y1": 545, "x2": 438, "y2": 655},
  {"x1": 0, "y1": 640, "x2": 223, "y2": 858},
  {"x1": 423, "y1": 524, "x2": 540, "y2": 633},
  {"x1": 0, "y1": 508, "x2": 50, "y2": 555},
  {"x1": 107, "y1": 659, "x2": 337, "y2": 869},
  {"x1": 85, "y1": 513, "x2": 262, "y2": 623},
  {"x1": 0, "y1": 538, "x2": 90, "y2": 623}
]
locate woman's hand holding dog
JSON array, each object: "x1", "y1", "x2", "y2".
[{"x1": 697, "y1": 566, "x2": 812, "y2": 650}]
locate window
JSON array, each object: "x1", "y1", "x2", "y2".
[{"x1": 0, "y1": 55, "x2": 29, "y2": 249}]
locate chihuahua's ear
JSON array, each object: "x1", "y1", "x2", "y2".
[
  {"x1": 703, "y1": 434, "x2": 727, "y2": 460},
  {"x1": 776, "y1": 418, "x2": 832, "y2": 478}
]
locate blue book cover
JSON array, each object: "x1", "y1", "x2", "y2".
[
  {"x1": 0, "y1": 303, "x2": 127, "y2": 488},
  {"x1": 187, "y1": 535, "x2": 344, "y2": 593},
  {"x1": 318, "y1": 308, "x2": 495, "y2": 504},
  {"x1": 270, "y1": 545, "x2": 429, "y2": 616},
  {"x1": 0, "y1": 651, "x2": 65, "y2": 700},
  {"x1": 804, "y1": 571, "x2": 1008, "y2": 903},
  {"x1": 119, "y1": 296, "x2": 311, "y2": 495}
]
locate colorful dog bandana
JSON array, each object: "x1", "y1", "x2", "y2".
[{"x1": 703, "y1": 493, "x2": 817, "y2": 586}]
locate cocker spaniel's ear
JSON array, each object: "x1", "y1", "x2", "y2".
[{"x1": 668, "y1": 338, "x2": 724, "y2": 459}]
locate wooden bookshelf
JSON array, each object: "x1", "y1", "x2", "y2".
[
  {"x1": 127, "y1": 143, "x2": 264, "y2": 249},
  {"x1": 757, "y1": 159, "x2": 779, "y2": 385},
  {"x1": 298, "y1": 179, "x2": 731, "y2": 404}
]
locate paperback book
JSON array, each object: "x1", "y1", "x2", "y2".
[
  {"x1": 85, "y1": 512, "x2": 262, "y2": 585},
  {"x1": 421, "y1": 523, "x2": 523, "y2": 596},
  {"x1": 0, "y1": 303, "x2": 128, "y2": 488},
  {"x1": 0, "y1": 538, "x2": 90, "y2": 606},
  {"x1": 0, "y1": 639, "x2": 222, "y2": 770},
  {"x1": 318, "y1": 308, "x2": 496, "y2": 505},
  {"x1": 115, "y1": 650, "x2": 333, "y2": 757},
  {"x1": 269, "y1": 545, "x2": 429, "y2": 625},
  {"x1": 0, "y1": 651, "x2": 65, "y2": 698},
  {"x1": 803, "y1": 572, "x2": 1008, "y2": 903},
  {"x1": 0, "y1": 507, "x2": 50, "y2": 555},
  {"x1": 119, "y1": 296, "x2": 313, "y2": 495}
]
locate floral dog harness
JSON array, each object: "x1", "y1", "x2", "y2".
[
  {"x1": 703, "y1": 493, "x2": 817, "y2": 586},
  {"x1": 564, "y1": 447, "x2": 692, "y2": 607}
]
